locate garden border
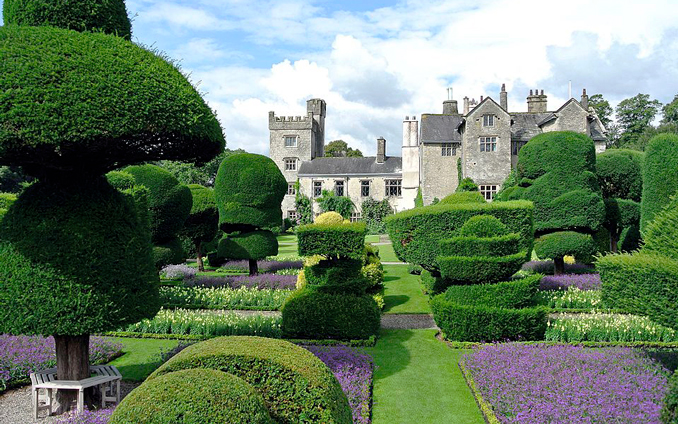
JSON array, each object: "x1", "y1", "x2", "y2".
[
  {"x1": 458, "y1": 359, "x2": 500, "y2": 424},
  {"x1": 102, "y1": 332, "x2": 377, "y2": 347},
  {"x1": 444, "y1": 340, "x2": 678, "y2": 349}
]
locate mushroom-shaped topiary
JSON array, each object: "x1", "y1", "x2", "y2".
[
  {"x1": 214, "y1": 154, "x2": 287, "y2": 274},
  {"x1": 180, "y1": 184, "x2": 218, "y2": 271}
]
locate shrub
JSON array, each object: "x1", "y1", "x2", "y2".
[
  {"x1": 641, "y1": 133, "x2": 678, "y2": 232},
  {"x1": 643, "y1": 197, "x2": 678, "y2": 261},
  {"x1": 282, "y1": 290, "x2": 380, "y2": 340},
  {"x1": 105, "y1": 171, "x2": 135, "y2": 190},
  {"x1": 663, "y1": 371, "x2": 678, "y2": 423},
  {"x1": 386, "y1": 200, "x2": 533, "y2": 270},
  {"x1": 439, "y1": 233, "x2": 520, "y2": 257},
  {"x1": 408, "y1": 263, "x2": 423, "y2": 275},
  {"x1": 152, "y1": 237, "x2": 186, "y2": 269},
  {"x1": 459, "y1": 214, "x2": 509, "y2": 237},
  {"x1": 297, "y1": 222, "x2": 366, "y2": 260},
  {"x1": 431, "y1": 295, "x2": 547, "y2": 342},
  {"x1": 361, "y1": 263, "x2": 384, "y2": 289},
  {"x1": 110, "y1": 369, "x2": 273, "y2": 423},
  {"x1": 218, "y1": 231, "x2": 278, "y2": 261},
  {"x1": 420, "y1": 269, "x2": 448, "y2": 294},
  {"x1": 3, "y1": 0, "x2": 132, "y2": 39},
  {"x1": 316, "y1": 190, "x2": 354, "y2": 218},
  {"x1": 443, "y1": 274, "x2": 542, "y2": 309},
  {"x1": 456, "y1": 177, "x2": 479, "y2": 192},
  {"x1": 361, "y1": 198, "x2": 393, "y2": 234},
  {"x1": 304, "y1": 259, "x2": 367, "y2": 294},
  {"x1": 0, "y1": 26, "x2": 225, "y2": 174},
  {"x1": 598, "y1": 252, "x2": 678, "y2": 331},
  {"x1": 148, "y1": 336, "x2": 352, "y2": 424},
  {"x1": 439, "y1": 191, "x2": 486, "y2": 204},
  {"x1": 437, "y1": 251, "x2": 527, "y2": 286},
  {"x1": 596, "y1": 149, "x2": 644, "y2": 202},
  {"x1": 180, "y1": 184, "x2": 218, "y2": 271},
  {"x1": 315, "y1": 211, "x2": 344, "y2": 225},
  {"x1": 535, "y1": 231, "x2": 597, "y2": 264}
]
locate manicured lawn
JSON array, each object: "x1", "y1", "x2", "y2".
[
  {"x1": 277, "y1": 234, "x2": 297, "y2": 244},
  {"x1": 366, "y1": 234, "x2": 381, "y2": 243},
  {"x1": 364, "y1": 329, "x2": 484, "y2": 424},
  {"x1": 383, "y1": 264, "x2": 431, "y2": 314},
  {"x1": 107, "y1": 337, "x2": 179, "y2": 381},
  {"x1": 377, "y1": 242, "x2": 401, "y2": 262}
]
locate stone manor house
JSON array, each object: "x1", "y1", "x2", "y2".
[{"x1": 269, "y1": 87, "x2": 608, "y2": 220}]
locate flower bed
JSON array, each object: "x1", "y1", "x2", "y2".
[
  {"x1": 184, "y1": 273, "x2": 297, "y2": 290},
  {"x1": 462, "y1": 343, "x2": 669, "y2": 423},
  {"x1": 303, "y1": 344, "x2": 373, "y2": 424},
  {"x1": 123, "y1": 309, "x2": 282, "y2": 338},
  {"x1": 56, "y1": 408, "x2": 114, "y2": 424},
  {"x1": 0, "y1": 335, "x2": 122, "y2": 393},
  {"x1": 219, "y1": 259, "x2": 303, "y2": 273},
  {"x1": 539, "y1": 273, "x2": 601, "y2": 291},
  {"x1": 546, "y1": 313, "x2": 678, "y2": 342},
  {"x1": 522, "y1": 260, "x2": 594, "y2": 276},
  {"x1": 535, "y1": 287, "x2": 602, "y2": 310},
  {"x1": 159, "y1": 286, "x2": 290, "y2": 310}
]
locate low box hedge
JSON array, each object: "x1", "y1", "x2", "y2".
[
  {"x1": 296, "y1": 222, "x2": 366, "y2": 259},
  {"x1": 443, "y1": 274, "x2": 542, "y2": 309},
  {"x1": 148, "y1": 336, "x2": 352, "y2": 424},
  {"x1": 304, "y1": 259, "x2": 367, "y2": 294},
  {"x1": 437, "y1": 251, "x2": 527, "y2": 285},
  {"x1": 439, "y1": 233, "x2": 520, "y2": 257}
]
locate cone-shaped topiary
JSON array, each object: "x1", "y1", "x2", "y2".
[
  {"x1": 180, "y1": 184, "x2": 218, "y2": 271},
  {"x1": 214, "y1": 154, "x2": 286, "y2": 274},
  {"x1": 110, "y1": 369, "x2": 274, "y2": 424},
  {"x1": 3, "y1": 0, "x2": 132, "y2": 39},
  {"x1": 0, "y1": 26, "x2": 225, "y2": 177},
  {"x1": 641, "y1": 133, "x2": 678, "y2": 233}
]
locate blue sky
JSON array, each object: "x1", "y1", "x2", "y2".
[{"x1": 3, "y1": 0, "x2": 678, "y2": 156}]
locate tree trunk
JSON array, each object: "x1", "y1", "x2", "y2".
[
  {"x1": 249, "y1": 259, "x2": 258, "y2": 276},
  {"x1": 53, "y1": 335, "x2": 91, "y2": 414},
  {"x1": 196, "y1": 241, "x2": 205, "y2": 272},
  {"x1": 554, "y1": 257, "x2": 565, "y2": 276},
  {"x1": 610, "y1": 232, "x2": 619, "y2": 253}
]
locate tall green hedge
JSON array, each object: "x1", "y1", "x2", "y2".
[
  {"x1": 0, "y1": 177, "x2": 159, "y2": 335},
  {"x1": 110, "y1": 369, "x2": 273, "y2": 423},
  {"x1": 596, "y1": 149, "x2": 644, "y2": 202},
  {"x1": 0, "y1": 26, "x2": 225, "y2": 176},
  {"x1": 535, "y1": 231, "x2": 597, "y2": 264},
  {"x1": 385, "y1": 200, "x2": 533, "y2": 270},
  {"x1": 148, "y1": 336, "x2": 352, "y2": 424},
  {"x1": 3, "y1": 0, "x2": 132, "y2": 39},
  {"x1": 180, "y1": 184, "x2": 218, "y2": 267},
  {"x1": 439, "y1": 191, "x2": 486, "y2": 205},
  {"x1": 296, "y1": 222, "x2": 366, "y2": 260},
  {"x1": 642, "y1": 197, "x2": 678, "y2": 261},
  {"x1": 641, "y1": 133, "x2": 678, "y2": 233}
]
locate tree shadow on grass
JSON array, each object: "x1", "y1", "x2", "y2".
[
  {"x1": 382, "y1": 295, "x2": 409, "y2": 312},
  {"x1": 383, "y1": 275, "x2": 401, "y2": 283},
  {"x1": 364, "y1": 329, "x2": 414, "y2": 380}
]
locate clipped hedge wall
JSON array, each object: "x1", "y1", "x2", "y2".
[
  {"x1": 148, "y1": 336, "x2": 352, "y2": 424},
  {"x1": 443, "y1": 274, "x2": 542, "y2": 309},
  {"x1": 282, "y1": 290, "x2": 380, "y2": 340},
  {"x1": 0, "y1": 26, "x2": 225, "y2": 175},
  {"x1": 440, "y1": 191, "x2": 486, "y2": 205},
  {"x1": 641, "y1": 133, "x2": 678, "y2": 233},
  {"x1": 437, "y1": 251, "x2": 527, "y2": 286},
  {"x1": 105, "y1": 171, "x2": 135, "y2": 191},
  {"x1": 304, "y1": 259, "x2": 367, "y2": 294},
  {"x1": 598, "y1": 252, "x2": 678, "y2": 331},
  {"x1": 535, "y1": 231, "x2": 597, "y2": 264},
  {"x1": 386, "y1": 200, "x2": 533, "y2": 270},
  {"x1": 643, "y1": 197, "x2": 678, "y2": 261},
  {"x1": 439, "y1": 234, "x2": 520, "y2": 257},
  {"x1": 217, "y1": 230, "x2": 278, "y2": 261},
  {"x1": 110, "y1": 369, "x2": 273, "y2": 423},
  {"x1": 297, "y1": 222, "x2": 367, "y2": 260},
  {"x1": 431, "y1": 295, "x2": 547, "y2": 342},
  {"x1": 3, "y1": 0, "x2": 132, "y2": 39},
  {"x1": 662, "y1": 370, "x2": 678, "y2": 423}
]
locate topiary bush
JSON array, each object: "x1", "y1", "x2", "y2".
[
  {"x1": 180, "y1": 184, "x2": 218, "y2": 271},
  {"x1": 148, "y1": 336, "x2": 352, "y2": 424},
  {"x1": 297, "y1": 222, "x2": 367, "y2": 260},
  {"x1": 437, "y1": 251, "x2": 528, "y2": 288},
  {"x1": 439, "y1": 191, "x2": 486, "y2": 205},
  {"x1": 641, "y1": 133, "x2": 678, "y2": 233},
  {"x1": 304, "y1": 259, "x2": 367, "y2": 294},
  {"x1": 153, "y1": 237, "x2": 186, "y2": 270},
  {"x1": 443, "y1": 274, "x2": 542, "y2": 309},
  {"x1": 535, "y1": 231, "x2": 597, "y2": 266},
  {"x1": 439, "y1": 233, "x2": 520, "y2": 257},
  {"x1": 109, "y1": 368, "x2": 273, "y2": 423},
  {"x1": 217, "y1": 230, "x2": 278, "y2": 261},
  {"x1": 315, "y1": 211, "x2": 345, "y2": 225},
  {"x1": 0, "y1": 192, "x2": 16, "y2": 220},
  {"x1": 3, "y1": 0, "x2": 132, "y2": 39},
  {"x1": 458, "y1": 215, "x2": 509, "y2": 237},
  {"x1": 282, "y1": 290, "x2": 380, "y2": 340},
  {"x1": 456, "y1": 177, "x2": 479, "y2": 192},
  {"x1": 0, "y1": 26, "x2": 225, "y2": 176},
  {"x1": 642, "y1": 197, "x2": 678, "y2": 261},
  {"x1": 105, "y1": 170, "x2": 135, "y2": 191}
]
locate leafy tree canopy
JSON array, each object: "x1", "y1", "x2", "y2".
[
  {"x1": 316, "y1": 190, "x2": 354, "y2": 219},
  {"x1": 159, "y1": 149, "x2": 246, "y2": 187},
  {"x1": 662, "y1": 94, "x2": 678, "y2": 126},
  {"x1": 589, "y1": 94, "x2": 613, "y2": 128},
  {"x1": 615, "y1": 93, "x2": 662, "y2": 148},
  {"x1": 324, "y1": 140, "x2": 363, "y2": 157}
]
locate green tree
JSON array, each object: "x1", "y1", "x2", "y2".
[
  {"x1": 316, "y1": 190, "x2": 355, "y2": 218},
  {"x1": 0, "y1": 1, "x2": 224, "y2": 411},
  {"x1": 294, "y1": 180, "x2": 313, "y2": 225},
  {"x1": 214, "y1": 154, "x2": 286, "y2": 275},
  {"x1": 0, "y1": 166, "x2": 33, "y2": 193},
  {"x1": 159, "y1": 148, "x2": 247, "y2": 187},
  {"x1": 589, "y1": 94, "x2": 614, "y2": 128},
  {"x1": 324, "y1": 140, "x2": 363, "y2": 157},
  {"x1": 615, "y1": 93, "x2": 662, "y2": 148},
  {"x1": 662, "y1": 94, "x2": 678, "y2": 125},
  {"x1": 180, "y1": 185, "x2": 218, "y2": 271},
  {"x1": 361, "y1": 198, "x2": 393, "y2": 234}
]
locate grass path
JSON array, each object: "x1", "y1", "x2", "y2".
[
  {"x1": 376, "y1": 242, "x2": 400, "y2": 263},
  {"x1": 365, "y1": 329, "x2": 484, "y2": 424},
  {"x1": 107, "y1": 337, "x2": 179, "y2": 381},
  {"x1": 383, "y1": 264, "x2": 431, "y2": 314}
]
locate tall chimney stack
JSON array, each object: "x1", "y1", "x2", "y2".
[
  {"x1": 580, "y1": 88, "x2": 589, "y2": 110},
  {"x1": 500, "y1": 83, "x2": 508, "y2": 110},
  {"x1": 527, "y1": 89, "x2": 548, "y2": 113},
  {"x1": 377, "y1": 137, "x2": 386, "y2": 164},
  {"x1": 443, "y1": 100, "x2": 458, "y2": 115},
  {"x1": 463, "y1": 96, "x2": 470, "y2": 115}
]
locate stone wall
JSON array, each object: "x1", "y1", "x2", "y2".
[{"x1": 420, "y1": 143, "x2": 460, "y2": 205}]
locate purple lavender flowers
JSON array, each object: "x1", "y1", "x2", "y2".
[
  {"x1": 184, "y1": 273, "x2": 297, "y2": 290},
  {"x1": 220, "y1": 260, "x2": 303, "y2": 273},
  {"x1": 539, "y1": 273, "x2": 602, "y2": 291},
  {"x1": 462, "y1": 343, "x2": 669, "y2": 423},
  {"x1": 56, "y1": 407, "x2": 114, "y2": 424}
]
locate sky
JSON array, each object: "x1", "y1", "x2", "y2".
[{"x1": 4, "y1": 0, "x2": 678, "y2": 156}]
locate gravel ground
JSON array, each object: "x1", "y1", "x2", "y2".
[
  {"x1": 381, "y1": 314, "x2": 438, "y2": 329},
  {"x1": 0, "y1": 381, "x2": 140, "y2": 424}
]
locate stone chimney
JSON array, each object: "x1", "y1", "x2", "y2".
[
  {"x1": 403, "y1": 116, "x2": 419, "y2": 147},
  {"x1": 443, "y1": 100, "x2": 458, "y2": 115},
  {"x1": 463, "y1": 96, "x2": 470, "y2": 115},
  {"x1": 377, "y1": 137, "x2": 386, "y2": 164},
  {"x1": 500, "y1": 83, "x2": 508, "y2": 110},
  {"x1": 527, "y1": 89, "x2": 548, "y2": 113},
  {"x1": 580, "y1": 88, "x2": 589, "y2": 110}
]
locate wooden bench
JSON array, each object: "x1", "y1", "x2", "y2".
[{"x1": 30, "y1": 365, "x2": 122, "y2": 419}]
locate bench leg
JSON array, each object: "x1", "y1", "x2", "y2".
[
  {"x1": 33, "y1": 388, "x2": 38, "y2": 420},
  {"x1": 116, "y1": 380, "x2": 120, "y2": 403},
  {"x1": 78, "y1": 389, "x2": 84, "y2": 414},
  {"x1": 46, "y1": 388, "x2": 53, "y2": 416}
]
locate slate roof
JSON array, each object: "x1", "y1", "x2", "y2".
[
  {"x1": 420, "y1": 114, "x2": 463, "y2": 144},
  {"x1": 298, "y1": 156, "x2": 402, "y2": 177},
  {"x1": 510, "y1": 113, "x2": 553, "y2": 142},
  {"x1": 589, "y1": 118, "x2": 607, "y2": 141}
]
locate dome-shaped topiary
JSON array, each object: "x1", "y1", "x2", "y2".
[
  {"x1": 123, "y1": 165, "x2": 192, "y2": 245},
  {"x1": 0, "y1": 177, "x2": 159, "y2": 335},
  {"x1": 214, "y1": 153, "x2": 287, "y2": 232},
  {"x1": 148, "y1": 336, "x2": 352, "y2": 424},
  {"x1": 314, "y1": 211, "x2": 345, "y2": 225},
  {"x1": 440, "y1": 191, "x2": 486, "y2": 205},
  {"x1": 459, "y1": 215, "x2": 509, "y2": 237},
  {"x1": 3, "y1": 0, "x2": 132, "y2": 39},
  {"x1": 534, "y1": 231, "x2": 597, "y2": 264},
  {"x1": 217, "y1": 230, "x2": 278, "y2": 261},
  {"x1": 105, "y1": 170, "x2": 135, "y2": 191},
  {"x1": 110, "y1": 369, "x2": 274, "y2": 424},
  {"x1": 0, "y1": 26, "x2": 225, "y2": 176}
]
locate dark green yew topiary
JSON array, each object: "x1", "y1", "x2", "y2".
[
  {"x1": 0, "y1": 25, "x2": 225, "y2": 176},
  {"x1": 4, "y1": 0, "x2": 132, "y2": 39},
  {"x1": 596, "y1": 149, "x2": 644, "y2": 203},
  {"x1": 535, "y1": 231, "x2": 597, "y2": 264},
  {"x1": 0, "y1": 177, "x2": 159, "y2": 335},
  {"x1": 440, "y1": 191, "x2": 486, "y2": 205},
  {"x1": 110, "y1": 369, "x2": 274, "y2": 424},
  {"x1": 180, "y1": 184, "x2": 218, "y2": 271},
  {"x1": 641, "y1": 133, "x2": 678, "y2": 233},
  {"x1": 105, "y1": 170, "x2": 135, "y2": 191},
  {"x1": 642, "y1": 197, "x2": 678, "y2": 262},
  {"x1": 459, "y1": 215, "x2": 509, "y2": 237},
  {"x1": 217, "y1": 230, "x2": 278, "y2": 261},
  {"x1": 152, "y1": 237, "x2": 186, "y2": 270}
]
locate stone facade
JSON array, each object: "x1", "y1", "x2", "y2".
[{"x1": 269, "y1": 87, "x2": 608, "y2": 218}]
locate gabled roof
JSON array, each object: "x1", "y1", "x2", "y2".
[
  {"x1": 510, "y1": 113, "x2": 553, "y2": 142},
  {"x1": 536, "y1": 113, "x2": 556, "y2": 127},
  {"x1": 298, "y1": 156, "x2": 402, "y2": 177},
  {"x1": 555, "y1": 98, "x2": 587, "y2": 114},
  {"x1": 465, "y1": 96, "x2": 509, "y2": 117},
  {"x1": 420, "y1": 114, "x2": 463, "y2": 144}
]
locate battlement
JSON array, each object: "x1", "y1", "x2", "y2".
[
  {"x1": 274, "y1": 115, "x2": 311, "y2": 123},
  {"x1": 268, "y1": 111, "x2": 314, "y2": 130}
]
